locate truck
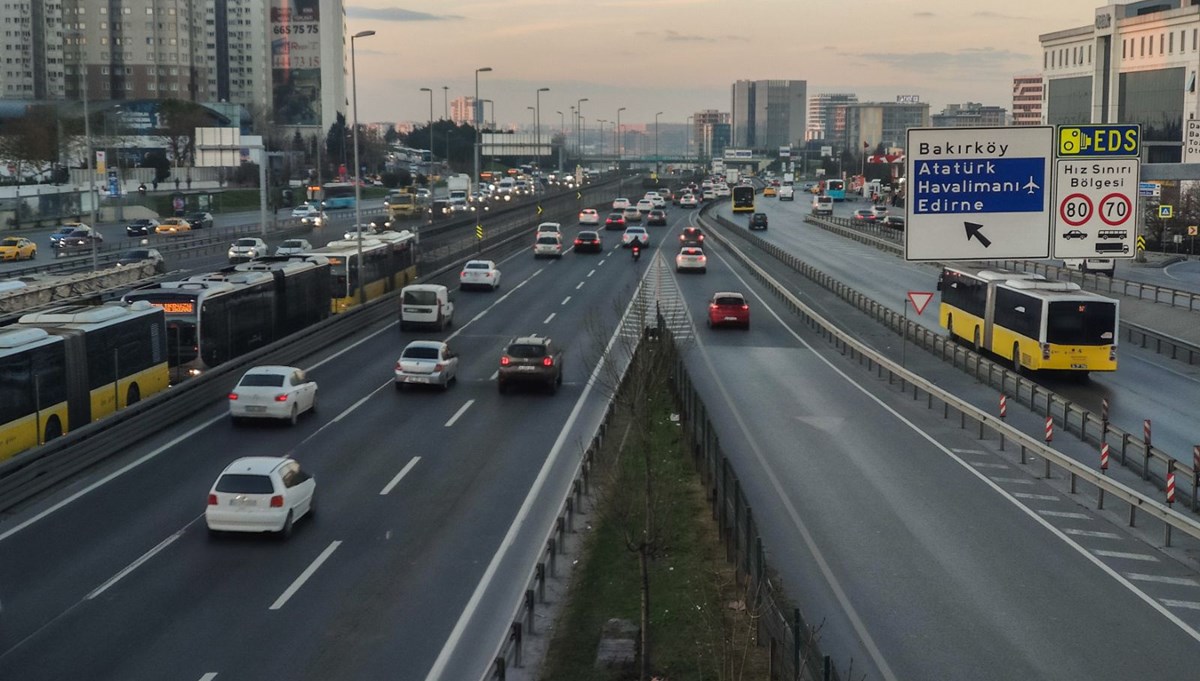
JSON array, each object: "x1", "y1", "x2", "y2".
[
  {"x1": 726, "y1": 168, "x2": 740, "y2": 185},
  {"x1": 446, "y1": 173, "x2": 471, "y2": 203},
  {"x1": 386, "y1": 189, "x2": 419, "y2": 222},
  {"x1": 782, "y1": 172, "x2": 795, "y2": 186}
]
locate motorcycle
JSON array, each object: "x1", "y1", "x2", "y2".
[{"x1": 631, "y1": 244, "x2": 641, "y2": 261}]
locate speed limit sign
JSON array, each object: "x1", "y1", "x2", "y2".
[{"x1": 1052, "y1": 157, "x2": 1139, "y2": 259}]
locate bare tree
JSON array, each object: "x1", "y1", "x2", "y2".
[
  {"x1": 0, "y1": 105, "x2": 60, "y2": 184},
  {"x1": 157, "y1": 99, "x2": 213, "y2": 169}
]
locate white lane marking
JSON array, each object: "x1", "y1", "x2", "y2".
[
  {"x1": 1037, "y1": 510, "x2": 1092, "y2": 520},
  {"x1": 198, "y1": 674, "x2": 218, "y2": 681},
  {"x1": 561, "y1": 296, "x2": 571, "y2": 305},
  {"x1": 700, "y1": 244, "x2": 1200, "y2": 658},
  {"x1": 0, "y1": 413, "x2": 224, "y2": 543},
  {"x1": 1126, "y1": 574, "x2": 1200, "y2": 587},
  {"x1": 1062, "y1": 528, "x2": 1122, "y2": 540},
  {"x1": 335, "y1": 388, "x2": 382, "y2": 423},
  {"x1": 988, "y1": 477, "x2": 1035, "y2": 485},
  {"x1": 1160, "y1": 599, "x2": 1200, "y2": 610},
  {"x1": 1093, "y1": 550, "x2": 1160, "y2": 562},
  {"x1": 969, "y1": 462, "x2": 1009, "y2": 470},
  {"x1": 599, "y1": 257, "x2": 607, "y2": 264},
  {"x1": 587, "y1": 269, "x2": 596, "y2": 277},
  {"x1": 951, "y1": 448, "x2": 987, "y2": 455},
  {"x1": 424, "y1": 276, "x2": 641, "y2": 681},
  {"x1": 444, "y1": 400, "x2": 474, "y2": 428},
  {"x1": 543, "y1": 313, "x2": 555, "y2": 324},
  {"x1": 380, "y1": 457, "x2": 421, "y2": 495},
  {"x1": 489, "y1": 370, "x2": 498, "y2": 381},
  {"x1": 269, "y1": 540, "x2": 342, "y2": 611},
  {"x1": 86, "y1": 529, "x2": 185, "y2": 599},
  {"x1": 307, "y1": 318, "x2": 400, "y2": 371},
  {"x1": 575, "y1": 281, "x2": 584, "y2": 290},
  {"x1": 1013, "y1": 493, "x2": 1060, "y2": 501}
]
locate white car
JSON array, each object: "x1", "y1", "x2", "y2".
[
  {"x1": 394, "y1": 340, "x2": 459, "y2": 390},
  {"x1": 343, "y1": 224, "x2": 375, "y2": 240},
  {"x1": 622, "y1": 226, "x2": 649, "y2": 247},
  {"x1": 275, "y1": 239, "x2": 312, "y2": 256},
  {"x1": 702, "y1": 189, "x2": 716, "y2": 201},
  {"x1": 636, "y1": 199, "x2": 654, "y2": 214},
  {"x1": 778, "y1": 186, "x2": 795, "y2": 201},
  {"x1": 535, "y1": 221, "x2": 562, "y2": 237},
  {"x1": 679, "y1": 194, "x2": 699, "y2": 208},
  {"x1": 612, "y1": 197, "x2": 631, "y2": 210},
  {"x1": 228, "y1": 237, "x2": 268, "y2": 263},
  {"x1": 291, "y1": 204, "x2": 317, "y2": 219},
  {"x1": 871, "y1": 205, "x2": 888, "y2": 220},
  {"x1": 648, "y1": 196, "x2": 666, "y2": 209},
  {"x1": 715, "y1": 184, "x2": 732, "y2": 198},
  {"x1": 534, "y1": 233, "x2": 563, "y2": 258},
  {"x1": 460, "y1": 259, "x2": 501, "y2": 290},
  {"x1": 579, "y1": 208, "x2": 601, "y2": 226},
  {"x1": 675, "y1": 246, "x2": 707, "y2": 273},
  {"x1": 205, "y1": 456, "x2": 315, "y2": 538},
  {"x1": 228, "y1": 365, "x2": 318, "y2": 425},
  {"x1": 622, "y1": 206, "x2": 642, "y2": 223},
  {"x1": 298, "y1": 207, "x2": 325, "y2": 226}
]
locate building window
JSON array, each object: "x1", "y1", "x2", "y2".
[
  {"x1": 1141, "y1": 36, "x2": 1145, "y2": 57},
  {"x1": 1122, "y1": 39, "x2": 1127, "y2": 59},
  {"x1": 1170, "y1": 32, "x2": 1174, "y2": 53},
  {"x1": 1044, "y1": 51, "x2": 1049, "y2": 68},
  {"x1": 1088, "y1": 45, "x2": 1092, "y2": 63},
  {"x1": 1159, "y1": 34, "x2": 1164, "y2": 54}
]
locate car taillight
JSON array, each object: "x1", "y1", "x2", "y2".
[
  {"x1": 698, "y1": 256, "x2": 707, "y2": 263},
  {"x1": 208, "y1": 493, "x2": 218, "y2": 505},
  {"x1": 434, "y1": 363, "x2": 445, "y2": 372},
  {"x1": 228, "y1": 393, "x2": 238, "y2": 400},
  {"x1": 741, "y1": 304, "x2": 749, "y2": 310},
  {"x1": 542, "y1": 356, "x2": 554, "y2": 367},
  {"x1": 709, "y1": 303, "x2": 717, "y2": 309},
  {"x1": 395, "y1": 361, "x2": 403, "y2": 371},
  {"x1": 500, "y1": 356, "x2": 511, "y2": 366},
  {"x1": 460, "y1": 271, "x2": 467, "y2": 277},
  {"x1": 275, "y1": 394, "x2": 289, "y2": 402},
  {"x1": 575, "y1": 239, "x2": 582, "y2": 245},
  {"x1": 270, "y1": 495, "x2": 284, "y2": 508}
]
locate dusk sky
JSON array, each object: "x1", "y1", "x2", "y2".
[{"x1": 345, "y1": 0, "x2": 1101, "y2": 128}]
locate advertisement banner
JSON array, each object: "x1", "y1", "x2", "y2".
[
  {"x1": 96, "y1": 150, "x2": 107, "y2": 174},
  {"x1": 271, "y1": 0, "x2": 322, "y2": 126}
]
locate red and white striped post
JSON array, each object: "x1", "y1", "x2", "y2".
[
  {"x1": 999, "y1": 394, "x2": 1007, "y2": 419},
  {"x1": 1098, "y1": 442, "x2": 1110, "y2": 509},
  {"x1": 1166, "y1": 461, "x2": 1176, "y2": 506},
  {"x1": 1144, "y1": 419, "x2": 1152, "y2": 446},
  {"x1": 1045, "y1": 415, "x2": 1054, "y2": 443}
]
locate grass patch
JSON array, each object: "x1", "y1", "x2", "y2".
[{"x1": 539, "y1": 381, "x2": 770, "y2": 680}]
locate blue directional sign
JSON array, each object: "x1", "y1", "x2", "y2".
[{"x1": 905, "y1": 126, "x2": 1053, "y2": 261}]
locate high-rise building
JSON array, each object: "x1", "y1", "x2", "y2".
[
  {"x1": 1011, "y1": 75, "x2": 1044, "y2": 126},
  {"x1": 729, "y1": 79, "x2": 806, "y2": 150},
  {"x1": 931, "y1": 102, "x2": 1009, "y2": 127},
  {"x1": 841, "y1": 101, "x2": 930, "y2": 153},
  {"x1": 691, "y1": 109, "x2": 729, "y2": 158},
  {"x1": 807, "y1": 93, "x2": 858, "y2": 141},
  {"x1": 450, "y1": 96, "x2": 477, "y2": 126},
  {"x1": 731, "y1": 80, "x2": 754, "y2": 148}
]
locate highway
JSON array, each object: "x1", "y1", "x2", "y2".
[{"x1": 2, "y1": 184, "x2": 1199, "y2": 680}]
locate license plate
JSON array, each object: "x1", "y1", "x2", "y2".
[
  {"x1": 407, "y1": 376, "x2": 429, "y2": 383},
  {"x1": 404, "y1": 307, "x2": 423, "y2": 313},
  {"x1": 231, "y1": 497, "x2": 257, "y2": 507},
  {"x1": 246, "y1": 406, "x2": 267, "y2": 413},
  {"x1": 724, "y1": 316, "x2": 738, "y2": 321},
  {"x1": 518, "y1": 366, "x2": 536, "y2": 372}
]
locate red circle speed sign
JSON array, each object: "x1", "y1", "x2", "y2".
[
  {"x1": 1099, "y1": 192, "x2": 1132, "y2": 226},
  {"x1": 1059, "y1": 193, "x2": 1093, "y2": 227}
]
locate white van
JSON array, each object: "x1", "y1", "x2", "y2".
[
  {"x1": 400, "y1": 284, "x2": 454, "y2": 331},
  {"x1": 812, "y1": 195, "x2": 833, "y2": 216},
  {"x1": 1062, "y1": 258, "x2": 1116, "y2": 277}
]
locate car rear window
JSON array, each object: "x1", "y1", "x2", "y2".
[
  {"x1": 537, "y1": 235, "x2": 559, "y2": 245},
  {"x1": 239, "y1": 373, "x2": 285, "y2": 387},
  {"x1": 579, "y1": 232, "x2": 598, "y2": 239},
  {"x1": 403, "y1": 346, "x2": 440, "y2": 360},
  {"x1": 466, "y1": 262, "x2": 489, "y2": 270},
  {"x1": 283, "y1": 240, "x2": 304, "y2": 247},
  {"x1": 715, "y1": 296, "x2": 744, "y2": 306},
  {"x1": 215, "y1": 473, "x2": 276, "y2": 494},
  {"x1": 403, "y1": 290, "x2": 438, "y2": 305},
  {"x1": 507, "y1": 343, "x2": 547, "y2": 358}
]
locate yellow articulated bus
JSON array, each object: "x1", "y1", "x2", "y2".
[
  {"x1": 0, "y1": 301, "x2": 169, "y2": 461},
  {"x1": 936, "y1": 265, "x2": 1119, "y2": 375},
  {"x1": 307, "y1": 230, "x2": 418, "y2": 314}
]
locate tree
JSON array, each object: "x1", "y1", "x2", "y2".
[
  {"x1": 325, "y1": 112, "x2": 349, "y2": 177},
  {"x1": 0, "y1": 105, "x2": 60, "y2": 184},
  {"x1": 384, "y1": 124, "x2": 400, "y2": 145},
  {"x1": 158, "y1": 99, "x2": 215, "y2": 169},
  {"x1": 140, "y1": 150, "x2": 171, "y2": 183}
]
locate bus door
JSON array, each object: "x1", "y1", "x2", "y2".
[
  {"x1": 982, "y1": 282, "x2": 998, "y2": 350},
  {"x1": 58, "y1": 330, "x2": 92, "y2": 429}
]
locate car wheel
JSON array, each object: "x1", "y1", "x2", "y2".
[
  {"x1": 556, "y1": 370, "x2": 563, "y2": 386},
  {"x1": 279, "y1": 511, "x2": 294, "y2": 539},
  {"x1": 700, "y1": 267, "x2": 706, "y2": 274},
  {"x1": 706, "y1": 317, "x2": 713, "y2": 328},
  {"x1": 288, "y1": 405, "x2": 298, "y2": 426},
  {"x1": 547, "y1": 378, "x2": 558, "y2": 395},
  {"x1": 230, "y1": 415, "x2": 242, "y2": 427}
]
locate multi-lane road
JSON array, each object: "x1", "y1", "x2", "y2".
[{"x1": 1, "y1": 185, "x2": 1199, "y2": 680}]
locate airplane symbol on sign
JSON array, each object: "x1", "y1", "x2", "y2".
[{"x1": 1023, "y1": 176, "x2": 1040, "y2": 194}]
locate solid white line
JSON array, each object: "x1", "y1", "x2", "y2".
[
  {"x1": 269, "y1": 540, "x2": 342, "y2": 611},
  {"x1": 1127, "y1": 573, "x2": 1199, "y2": 587},
  {"x1": 543, "y1": 313, "x2": 555, "y2": 324},
  {"x1": 0, "y1": 413, "x2": 225, "y2": 543},
  {"x1": 1062, "y1": 528, "x2": 1122, "y2": 540},
  {"x1": 561, "y1": 296, "x2": 571, "y2": 305},
  {"x1": 198, "y1": 674, "x2": 218, "y2": 681},
  {"x1": 334, "y1": 390, "x2": 377, "y2": 423},
  {"x1": 575, "y1": 281, "x2": 584, "y2": 290},
  {"x1": 86, "y1": 529, "x2": 185, "y2": 599},
  {"x1": 1012, "y1": 493, "x2": 1060, "y2": 501},
  {"x1": 307, "y1": 318, "x2": 399, "y2": 371},
  {"x1": 380, "y1": 457, "x2": 421, "y2": 495},
  {"x1": 969, "y1": 462, "x2": 1009, "y2": 470},
  {"x1": 1093, "y1": 550, "x2": 1160, "y2": 562},
  {"x1": 1037, "y1": 510, "x2": 1092, "y2": 520},
  {"x1": 1160, "y1": 599, "x2": 1200, "y2": 610},
  {"x1": 988, "y1": 477, "x2": 1036, "y2": 485},
  {"x1": 444, "y1": 400, "x2": 474, "y2": 428}
]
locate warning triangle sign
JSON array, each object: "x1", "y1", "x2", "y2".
[{"x1": 908, "y1": 291, "x2": 934, "y2": 315}]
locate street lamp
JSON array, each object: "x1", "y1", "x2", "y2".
[
  {"x1": 654, "y1": 111, "x2": 663, "y2": 174},
  {"x1": 419, "y1": 87, "x2": 434, "y2": 167},
  {"x1": 616, "y1": 107, "x2": 626, "y2": 195},
  {"x1": 596, "y1": 120, "x2": 607, "y2": 157},
  {"x1": 527, "y1": 106, "x2": 536, "y2": 137},
  {"x1": 686, "y1": 115, "x2": 694, "y2": 168},
  {"x1": 575, "y1": 98, "x2": 589, "y2": 160},
  {"x1": 351, "y1": 29, "x2": 375, "y2": 304},
  {"x1": 556, "y1": 110, "x2": 565, "y2": 172},
  {"x1": 535, "y1": 87, "x2": 549, "y2": 170},
  {"x1": 474, "y1": 67, "x2": 492, "y2": 187}
]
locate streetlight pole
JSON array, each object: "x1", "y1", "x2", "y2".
[
  {"x1": 442, "y1": 86, "x2": 450, "y2": 166},
  {"x1": 596, "y1": 120, "x2": 607, "y2": 157},
  {"x1": 654, "y1": 111, "x2": 663, "y2": 175},
  {"x1": 420, "y1": 87, "x2": 434, "y2": 168},
  {"x1": 686, "y1": 115, "x2": 694, "y2": 171},
  {"x1": 351, "y1": 29, "x2": 375, "y2": 304},
  {"x1": 556, "y1": 110, "x2": 565, "y2": 172},
  {"x1": 474, "y1": 67, "x2": 492, "y2": 187},
  {"x1": 575, "y1": 98, "x2": 589, "y2": 161},
  {"x1": 616, "y1": 107, "x2": 625, "y2": 195},
  {"x1": 535, "y1": 87, "x2": 549, "y2": 170}
]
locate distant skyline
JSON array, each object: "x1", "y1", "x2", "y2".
[{"x1": 345, "y1": 0, "x2": 1100, "y2": 127}]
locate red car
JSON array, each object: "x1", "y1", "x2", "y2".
[
  {"x1": 605, "y1": 212, "x2": 626, "y2": 230},
  {"x1": 707, "y1": 291, "x2": 750, "y2": 329}
]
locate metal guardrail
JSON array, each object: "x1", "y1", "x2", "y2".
[{"x1": 707, "y1": 213, "x2": 1200, "y2": 526}]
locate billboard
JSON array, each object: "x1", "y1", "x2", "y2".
[{"x1": 271, "y1": 0, "x2": 322, "y2": 126}]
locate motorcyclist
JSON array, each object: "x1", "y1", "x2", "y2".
[{"x1": 631, "y1": 243, "x2": 641, "y2": 261}]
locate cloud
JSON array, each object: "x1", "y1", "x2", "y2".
[
  {"x1": 851, "y1": 47, "x2": 1029, "y2": 73},
  {"x1": 664, "y1": 30, "x2": 714, "y2": 43},
  {"x1": 913, "y1": 11, "x2": 935, "y2": 18},
  {"x1": 972, "y1": 10, "x2": 1029, "y2": 20},
  {"x1": 346, "y1": 6, "x2": 463, "y2": 21}
]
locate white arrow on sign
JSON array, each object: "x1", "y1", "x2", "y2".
[{"x1": 908, "y1": 291, "x2": 934, "y2": 315}]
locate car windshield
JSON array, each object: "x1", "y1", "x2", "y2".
[
  {"x1": 1, "y1": 239, "x2": 18, "y2": 247},
  {"x1": 403, "y1": 289, "x2": 438, "y2": 305},
  {"x1": 235, "y1": 239, "x2": 257, "y2": 247},
  {"x1": 215, "y1": 474, "x2": 275, "y2": 494},
  {"x1": 239, "y1": 373, "x2": 285, "y2": 387},
  {"x1": 579, "y1": 232, "x2": 598, "y2": 239},
  {"x1": 507, "y1": 343, "x2": 546, "y2": 358},
  {"x1": 403, "y1": 346, "x2": 440, "y2": 360},
  {"x1": 715, "y1": 296, "x2": 744, "y2": 307}
]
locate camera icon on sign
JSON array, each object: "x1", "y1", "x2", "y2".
[{"x1": 1059, "y1": 128, "x2": 1083, "y2": 155}]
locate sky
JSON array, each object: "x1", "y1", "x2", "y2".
[{"x1": 345, "y1": 0, "x2": 1103, "y2": 128}]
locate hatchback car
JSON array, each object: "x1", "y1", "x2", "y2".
[
  {"x1": 622, "y1": 206, "x2": 642, "y2": 223},
  {"x1": 535, "y1": 222, "x2": 562, "y2": 238},
  {"x1": 579, "y1": 208, "x2": 601, "y2": 226},
  {"x1": 125, "y1": 218, "x2": 160, "y2": 237},
  {"x1": 852, "y1": 209, "x2": 877, "y2": 222},
  {"x1": 228, "y1": 237, "x2": 268, "y2": 263},
  {"x1": 186, "y1": 212, "x2": 214, "y2": 230},
  {"x1": 646, "y1": 209, "x2": 668, "y2": 227},
  {"x1": 707, "y1": 292, "x2": 750, "y2": 329},
  {"x1": 0, "y1": 237, "x2": 36, "y2": 261},
  {"x1": 498, "y1": 335, "x2": 563, "y2": 394},
  {"x1": 701, "y1": 189, "x2": 716, "y2": 201},
  {"x1": 612, "y1": 197, "x2": 631, "y2": 210},
  {"x1": 156, "y1": 217, "x2": 192, "y2": 234},
  {"x1": 622, "y1": 226, "x2": 650, "y2": 247},
  {"x1": 574, "y1": 230, "x2": 603, "y2": 253},
  {"x1": 395, "y1": 340, "x2": 459, "y2": 390},
  {"x1": 649, "y1": 195, "x2": 666, "y2": 209},
  {"x1": 675, "y1": 246, "x2": 707, "y2": 273},
  {"x1": 460, "y1": 259, "x2": 501, "y2": 290},
  {"x1": 679, "y1": 226, "x2": 705, "y2": 247},
  {"x1": 882, "y1": 216, "x2": 905, "y2": 231},
  {"x1": 762, "y1": 186, "x2": 777, "y2": 197},
  {"x1": 679, "y1": 194, "x2": 699, "y2": 208},
  {"x1": 749, "y1": 213, "x2": 768, "y2": 231},
  {"x1": 275, "y1": 239, "x2": 312, "y2": 256},
  {"x1": 605, "y1": 213, "x2": 627, "y2": 230},
  {"x1": 636, "y1": 199, "x2": 654, "y2": 214},
  {"x1": 534, "y1": 233, "x2": 563, "y2": 258},
  {"x1": 205, "y1": 456, "x2": 315, "y2": 538},
  {"x1": 228, "y1": 365, "x2": 318, "y2": 425}
]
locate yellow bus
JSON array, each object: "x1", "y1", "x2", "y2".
[
  {"x1": 936, "y1": 265, "x2": 1119, "y2": 375},
  {"x1": 0, "y1": 301, "x2": 169, "y2": 461},
  {"x1": 731, "y1": 185, "x2": 756, "y2": 213},
  {"x1": 307, "y1": 230, "x2": 418, "y2": 314}
]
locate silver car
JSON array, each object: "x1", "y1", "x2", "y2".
[{"x1": 394, "y1": 340, "x2": 459, "y2": 390}]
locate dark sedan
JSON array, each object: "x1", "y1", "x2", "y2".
[
  {"x1": 749, "y1": 212, "x2": 768, "y2": 230},
  {"x1": 125, "y1": 218, "x2": 160, "y2": 237},
  {"x1": 185, "y1": 212, "x2": 214, "y2": 230},
  {"x1": 605, "y1": 212, "x2": 626, "y2": 231},
  {"x1": 646, "y1": 209, "x2": 668, "y2": 226},
  {"x1": 573, "y1": 230, "x2": 603, "y2": 253},
  {"x1": 882, "y1": 215, "x2": 905, "y2": 231},
  {"x1": 852, "y1": 209, "x2": 877, "y2": 222}
]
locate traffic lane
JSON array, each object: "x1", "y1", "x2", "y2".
[
  {"x1": 674, "y1": 258, "x2": 1200, "y2": 680},
  {"x1": 722, "y1": 198, "x2": 1200, "y2": 463}
]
